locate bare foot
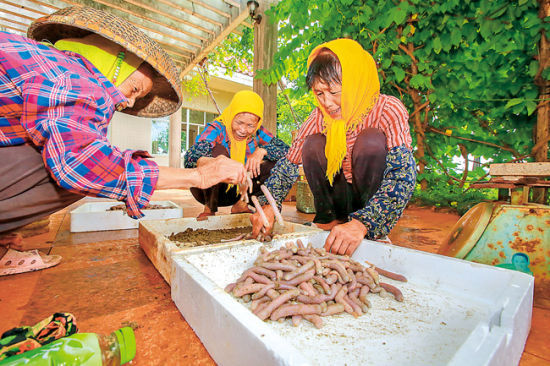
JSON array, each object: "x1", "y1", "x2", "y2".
[
  {"x1": 0, "y1": 232, "x2": 24, "y2": 251},
  {"x1": 231, "y1": 200, "x2": 252, "y2": 214},
  {"x1": 313, "y1": 219, "x2": 344, "y2": 231},
  {"x1": 197, "y1": 206, "x2": 215, "y2": 221},
  {"x1": 0, "y1": 232, "x2": 24, "y2": 260}
]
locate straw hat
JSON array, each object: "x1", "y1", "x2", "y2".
[{"x1": 27, "y1": 6, "x2": 182, "y2": 118}]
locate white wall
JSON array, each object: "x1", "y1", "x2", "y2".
[{"x1": 108, "y1": 112, "x2": 152, "y2": 151}]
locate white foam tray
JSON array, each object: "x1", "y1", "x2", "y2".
[
  {"x1": 70, "y1": 200, "x2": 182, "y2": 232},
  {"x1": 171, "y1": 232, "x2": 533, "y2": 366},
  {"x1": 138, "y1": 213, "x2": 320, "y2": 284}
]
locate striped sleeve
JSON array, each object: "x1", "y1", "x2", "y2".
[
  {"x1": 378, "y1": 95, "x2": 412, "y2": 149},
  {"x1": 286, "y1": 108, "x2": 323, "y2": 164}
]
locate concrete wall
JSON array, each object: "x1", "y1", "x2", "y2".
[{"x1": 108, "y1": 112, "x2": 152, "y2": 151}]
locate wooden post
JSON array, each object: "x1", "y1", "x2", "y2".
[
  {"x1": 169, "y1": 107, "x2": 182, "y2": 168},
  {"x1": 253, "y1": 0, "x2": 278, "y2": 134},
  {"x1": 533, "y1": 0, "x2": 550, "y2": 203}
]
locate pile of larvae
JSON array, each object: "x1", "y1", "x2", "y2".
[
  {"x1": 225, "y1": 239, "x2": 406, "y2": 329},
  {"x1": 108, "y1": 203, "x2": 172, "y2": 211}
]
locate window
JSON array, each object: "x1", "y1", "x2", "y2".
[
  {"x1": 152, "y1": 109, "x2": 219, "y2": 154},
  {"x1": 181, "y1": 108, "x2": 219, "y2": 151},
  {"x1": 151, "y1": 117, "x2": 169, "y2": 155}
]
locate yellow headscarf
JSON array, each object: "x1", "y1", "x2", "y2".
[
  {"x1": 54, "y1": 38, "x2": 141, "y2": 87},
  {"x1": 307, "y1": 39, "x2": 380, "y2": 185},
  {"x1": 217, "y1": 90, "x2": 264, "y2": 165}
]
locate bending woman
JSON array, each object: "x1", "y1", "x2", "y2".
[
  {"x1": 250, "y1": 39, "x2": 416, "y2": 255},
  {"x1": 184, "y1": 90, "x2": 289, "y2": 220}
]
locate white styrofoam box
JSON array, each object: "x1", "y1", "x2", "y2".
[
  {"x1": 138, "y1": 213, "x2": 320, "y2": 284},
  {"x1": 70, "y1": 200, "x2": 182, "y2": 232},
  {"x1": 171, "y1": 232, "x2": 533, "y2": 366}
]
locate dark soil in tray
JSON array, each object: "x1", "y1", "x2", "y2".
[
  {"x1": 108, "y1": 204, "x2": 173, "y2": 211},
  {"x1": 168, "y1": 227, "x2": 252, "y2": 247}
]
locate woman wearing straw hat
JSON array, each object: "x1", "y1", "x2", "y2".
[
  {"x1": 250, "y1": 39, "x2": 417, "y2": 256},
  {"x1": 0, "y1": 6, "x2": 248, "y2": 275},
  {"x1": 184, "y1": 90, "x2": 289, "y2": 220}
]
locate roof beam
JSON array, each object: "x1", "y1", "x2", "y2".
[
  {"x1": 158, "y1": 0, "x2": 225, "y2": 28},
  {"x1": 0, "y1": 16, "x2": 29, "y2": 28},
  {"x1": 0, "y1": 23, "x2": 26, "y2": 33},
  {"x1": 191, "y1": 0, "x2": 231, "y2": 19},
  {"x1": 0, "y1": 0, "x2": 48, "y2": 16},
  {"x1": 18, "y1": 0, "x2": 200, "y2": 55},
  {"x1": 122, "y1": 0, "x2": 216, "y2": 36},
  {"x1": 223, "y1": 0, "x2": 240, "y2": 8},
  {"x1": 0, "y1": 7, "x2": 36, "y2": 22},
  {"x1": 180, "y1": 1, "x2": 249, "y2": 77},
  {"x1": 22, "y1": 0, "x2": 58, "y2": 10},
  {"x1": 56, "y1": 0, "x2": 207, "y2": 45}
]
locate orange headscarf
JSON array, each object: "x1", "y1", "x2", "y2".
[
  {"x1": 217, "y1": 90, "x2": 264, "y2": 165},
  {"x1": 307, "y1": 39, "x2": 380, "y2": 185}
]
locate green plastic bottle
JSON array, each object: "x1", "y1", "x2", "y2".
[{"x1": 0, "y1": 327, "x2": 136, "y2": 366}]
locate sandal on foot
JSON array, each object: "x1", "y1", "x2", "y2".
[
  {"x1": 196, "y1": 211, "x2": 215, "y2": 221},
  {"x1": 0, "y1": 249, "x2": 61, "y2": 276},
  {"x1": 231, "y1": 201, "x2": 253, "y2": 214}
]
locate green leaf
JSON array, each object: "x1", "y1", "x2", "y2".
[
  {"x1": 393, "y1": 67, "x2": 406, "y2": 82},
  {"x1": 393, "y1": 7, "x2": 408, "y2": 25},
  {"x1": 441, "y1": 33, "x2": 452, "y2": 52},
  {"x1": 433, "y1": 37, "x2": 442, "y2": 54},
  {"x1": 504, "y1": 98, "x2": 523, "y2": 109},
  {"x1": 480, "y1": 21, "x2": 492, "y2": 39},
  {"x1": 526, "y1": 101, "x2": 538, "y2": 116},
  {"x1": 450, "y1": 28, "x2": 462, "y2": 46}
]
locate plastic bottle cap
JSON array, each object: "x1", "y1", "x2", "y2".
[{"x1": 114, "y1": 327, "x2": 136, "y2": 365}]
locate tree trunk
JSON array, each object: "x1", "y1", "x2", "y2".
[
  {"x1": 404, "y1": 42, "x2": 428, "y2": 190},
  {"x1": 533, "y1": 0, "x2": 550, "y2": 203},
  {"x1": 410, "y1": 91, "x2": 427, "y2": 190},
  {"x1": 253, "y1": 0, "x2": 278, "y2": 134}
]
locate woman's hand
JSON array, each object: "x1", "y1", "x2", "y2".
[
  {"x1": 245, "y1": 148, "x2": 267, "y2": 178},
  {"x1": 324, "y1": 219, "x2": 368, "y2": 256},
  {"x1": 197, "y1": 156, "x2": 247, "y2": 188},
  {"x1": 250, "y1": 204, "x2": 275, "y2": 241},
  {"x1": 157, "y1": 156, "x2": 247, "y2": 190}
]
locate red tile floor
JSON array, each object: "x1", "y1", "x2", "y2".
[{"x1": 0, "y1": 189, "x2": 548, "y2": 365}]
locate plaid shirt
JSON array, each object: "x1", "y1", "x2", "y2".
[
  {"x1": 184, "y1": 120, "x2": 289, "y2": 168},
  {"x1": 0, "y1": 32, "x2": 158, "y2": 219}
]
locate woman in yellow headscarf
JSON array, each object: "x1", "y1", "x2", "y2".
[
  {"x1": 184, "y1": 90, "x2": 290, "y2": 220},
  {"x1": 250, "y1": 39, "x2": 417, "y2": 255}
]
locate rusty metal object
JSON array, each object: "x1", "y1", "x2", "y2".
[{"x1": 440, "y1": 202, "x2": 550, "y2": 305}]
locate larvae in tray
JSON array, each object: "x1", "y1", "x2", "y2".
[{"x1": 224, "y1": 239, "x2": 407, "y2": 329}]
